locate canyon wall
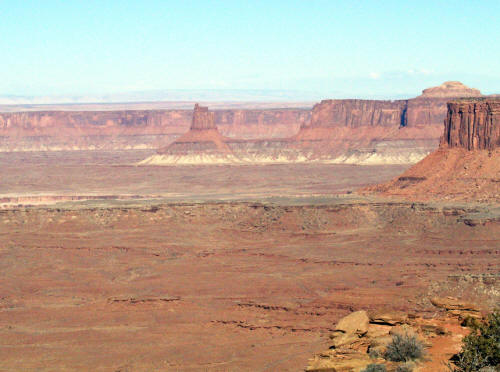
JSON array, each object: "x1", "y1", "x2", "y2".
[
  {"x1": 0, "y1": 108, "x2": 308, "y2": 151},
  {"x1": 305, "y1": 99, "x2": 405, "y2": 128},
  {"x1": 303, "y1": 97, "x2": 452, "y2": 129},
  {"x1": 0, "y1": 82, "x2": 484, "y2": 163},
  {"x1": 442, "y1": 99, "x2": 500, "y2": 150},
  {"x1": 369, "y1": 99, "x2": 500, "y2": 202},
  {"x1": 290, "y1": 97, "x2": 447, "y2": 164}
]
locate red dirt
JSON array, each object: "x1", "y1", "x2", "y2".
[
  {"x1": 0, "y1": 149, "x2": 498, "y2": 371},
  {"x1": 367, "y1": 148, "x2": 500, "y2": 203}
]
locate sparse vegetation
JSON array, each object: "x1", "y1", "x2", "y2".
[
  {"x1": 384, "y1": 332, "x2": 425, "y2": 362},
  {"x1": 362, "y1": 364, "x2": 387, "y2": 372},
  {"x1": 369, "y1": 348, "x2": 381, "y2": 359},
  {"x1": 395, "y1": 362, "x2": 415, "y2": 372},
  {"x1": 449, "y1": 311, "x2": 500, "y2": 372}
]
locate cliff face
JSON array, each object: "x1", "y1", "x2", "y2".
[
  {"x1": 306, "y1": 99, "x2": 405, "y2": 128},
  {"x1": 149, "y1": 105, "x2": 235, "y2": 163},
  {"x1": 303, "y1": 97, "x2": 468, "y2": 129},
  {"x1": 442, "y1": 100, "x2": 500, "y2": 150},
  {"x1": 0, "y1": 108, "x2": 307, "y2": 151},
  {"x1": 369, "y1": 99, "x2": 500, "y2": 202},
  {"x1": 191, "y1": 104, "x2": 216, "y2": 130},
  {"x1": 1, "y1": 81, "x2": 486, "y2": 164},
  {"x1": 215, "y1": 109, "x2": 308, "y2": 139},
  {"x1": 290, "y1": 97, "x2": 447, "y2": 164},
  {"x1": 301, "y1": 81, "x2": 482, "y2": 131}
]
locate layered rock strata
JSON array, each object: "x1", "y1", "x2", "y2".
[
  {"x1": 142, "y1": 82, "x2": 484, "y2": 165},
  {"x1": 442, "y1": 99, "x2": 500, "y2": 150},
  {"x1": 0, "y1": 108, "x2": 308, "y2": 151},
  {"x1": 288, "y1": 82, "x2": 483, "y2": 164},
  {"x1": 1, "y1": 81, "x2": 485, "y2": 165},
  {"x1": 140, "y1": 104, "x2": 237, "y2": 164},
  {"x1": 368, "y1": 99, "x2": 500, "y2": 202}
]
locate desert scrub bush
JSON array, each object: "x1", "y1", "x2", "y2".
[
  {"x1": 450, "y1": 310, "x2": 500, "y2": 372},
  {"x1": 395, "y1": 362, "x2": 415, "y2": 372},
  {"x1": 369, "y1": 348, "x2": 381, "y2": 359},
  {"x1": 384, "y1": 332, "x2": 424, "y2": 362},
  {"x1": 362, "y1": 364, "x2": 387, "y2": 372}
]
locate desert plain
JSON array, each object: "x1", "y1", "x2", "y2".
[{"x1": 0, "y1": 148, "x2": 498, "y2": 371}]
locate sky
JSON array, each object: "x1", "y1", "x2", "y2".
[{"x1": 1, "y1": 0, "x2": 499, "y2": 101}]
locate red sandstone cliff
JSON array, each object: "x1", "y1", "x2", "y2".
[
  {"x1": 368, "y1": 99, "x2": 500, "y2": 202},
  {"x1": 141, "y1": 105, "x2": 301, "y2": 164},
  {"x1": 0, "y1": 82, "x2": 486, "y2": 164},
  {"x1": 289, "y1": 82, "x2": 482, "y2": 163},
  {"x1": 291, "y1": 98, "x2": 444, "y2": 163},
  {"x1": 158, "y1": 104, "x2": 232, "y2": 154},
  {"x1": 0, "y1": 108, "x2": 307, "y2": 151},
  {"x1": 305, "y1": 99, "x2": 405, "y2": 128},
  {"x1": 190, "y1": 104, "x2": 216, "y2": 130},
  {"x1": 441, "y1": 100, "x2": 500, "y2": 150}
]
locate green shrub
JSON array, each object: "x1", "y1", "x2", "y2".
[
  {"x1": 362, "y1": 364, "x2": 387, "y2": 372},
  {"x1": 450, "y1": 311, "x2": 500, "y2": 372},
  {"x1": 384, "y1": 332, "x2": 424, "y2": 362}
]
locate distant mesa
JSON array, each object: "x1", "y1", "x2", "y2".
[
  {"x1": 419, "y1": 81, "x2": 482, "y2": 98},
  {"x1": 139, "y1": 81, "x2": 488, "y2": 166},
  {"x1": 0, "y1": 80, "x2": 491, "y2": 166},
  {"x1": 367, "y1": 98, "x2": 500, "y2": 202}
]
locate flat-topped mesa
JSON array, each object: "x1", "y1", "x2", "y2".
[
  {"x1": 420, "y1": 81, "x2": 482, "y2": 98},
  {"x1": 190, "y1": 103, "x2": 217, "y2": 130},
  {"x1": 306, "y1": 99, "x2": 405, "y2": 128},
  {"x1": 442, "y1": 99, "x2": 500, "y2": 150}
]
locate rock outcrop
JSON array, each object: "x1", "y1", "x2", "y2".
[
  {"x1": 0, "y1": 107, "x2": 307, "y2": 151},
  {"x1": 305, "y1": 99, "x2": 406, "y2": 128},
  {"x1": 442, "y1": 99, "x2": 500, "y2": 150},
  {"x1": 140, "y1": 104, "x2": 237, "y2": 164},
  {"x1": 367, "y1": 99, "x2": 500, "y2": 202},
  {"x1": 141, "y1": 83, "x2": 486, "y2": 165},
  {"x1": 1, "y1": 81, "x2": 487, "y2": 166},
  {"x1": 140, "y1": 104, "x2": 307, "y2": 164},
  {"x1": 290, "y1": 82, "x2": 482, "y2": 164},
  {"x1": 420, "y1": 81, "x2": 482, "y2": 98},
  {"x1": 291, "y1": 98, "x2": 446, "y2": 164},
  {"x1": 190, "y1": 103, "x2": 216, "y2": 130},
  {"x1": 306, "y1": 300, "x2": 484, "y2": 372}
]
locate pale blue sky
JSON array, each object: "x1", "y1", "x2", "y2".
[{"x1": 1, "y1": 0, "x2": 499, "y2": 100}]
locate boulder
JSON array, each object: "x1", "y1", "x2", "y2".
[
  {"x1": 335, "y1": 310, "x2": 370, "y2": 335},
  {"x1": 430, "y1": 297, "x2": 480, "y2": 312},
  {"x1": 369, "y1": 310, "x2": 408, "y2": 325},
  {"x1": 330, "y1": 310, "x2": 370, "y2": 349},
  {"x1": 366, "y1": 324, "x2": 392, "y2": 338}
]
